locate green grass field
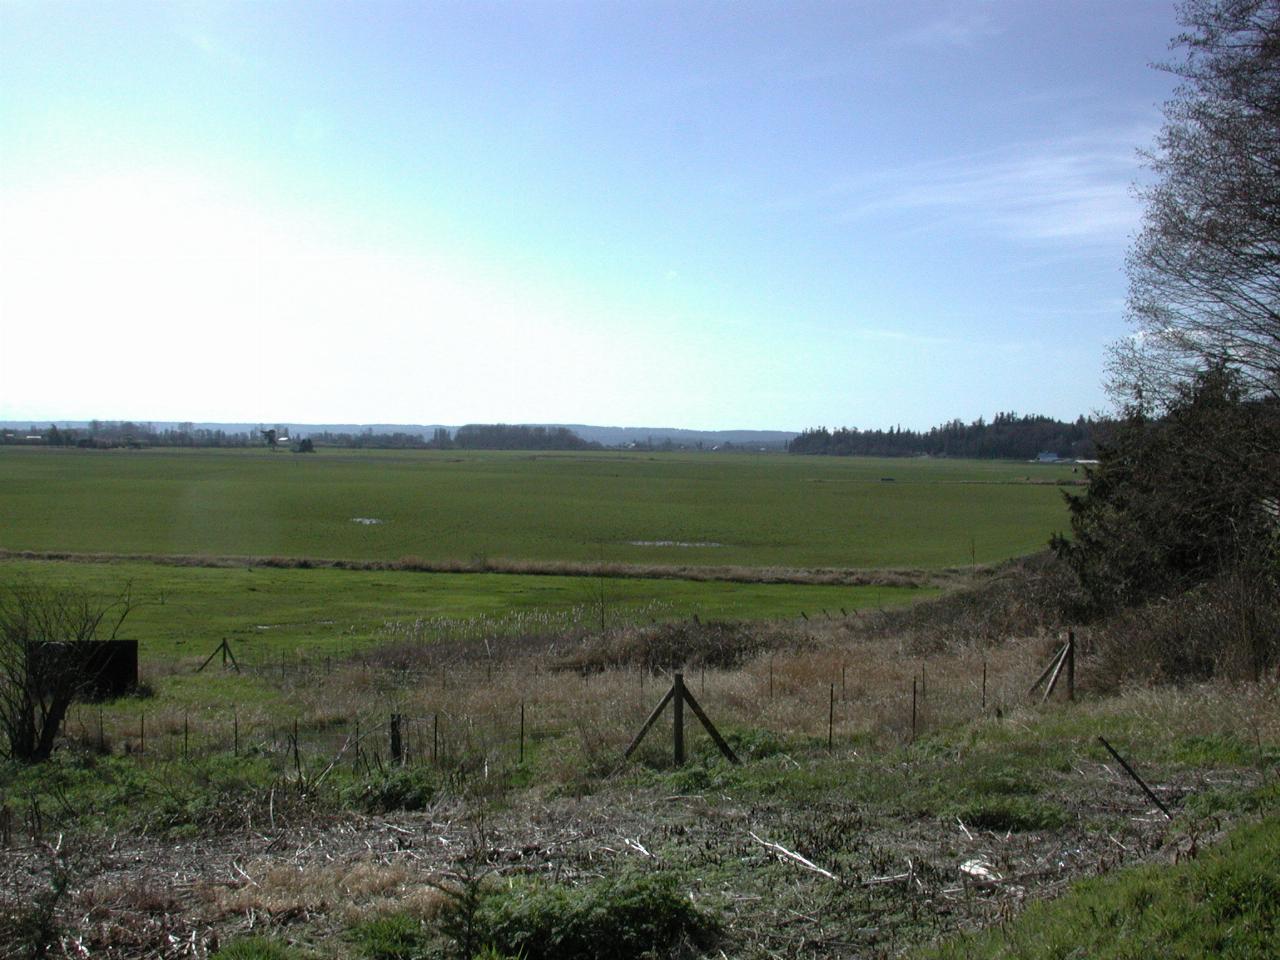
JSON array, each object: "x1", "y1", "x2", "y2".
[
  {"x1": 0, "y1": 447, "x2": 1078, "y2": 569},
  {"x1": 0, "y1": 558, "x2": 921, "y2": 665}
]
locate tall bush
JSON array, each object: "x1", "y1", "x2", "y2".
[
  {"x1": 1052, "y1": 368, "x2": 1279, "y2": 676},
  {"x1": 0, "y1": 582, "x2": 135, "y2": 763}
]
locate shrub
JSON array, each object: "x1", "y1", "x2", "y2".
[
  {"x1": 341, "y1": 767, "x2": 440, "y2": 813},
  {"x1": 1053, "y1": 368, "x2": 1278, "y2": 617},
  {"x1": 212, "y1": 937, "x2": 310, "y2": 960},
  {"x1": 351, "y1": 913, "x2": 432, "y2": 960},
  {"x1": 443, "y1": 872, "x2": 719, "y2": 960},
  {"x1": 0, "y1": 581, "x2": 137, "y2": 762},
  {"x1": 848, "y1": 551, "x2": 1085, "y2": 650},
  {"x1": 950, "y1": 796, "x2": 1066, "y2": 832},
  {"x1": 1091, "y1": 571, "x2": 1280, "y2": 685},
  {"x1": 558, "y1": 618, "x2": 778, "y2": 674}
]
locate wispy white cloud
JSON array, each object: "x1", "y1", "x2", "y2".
[
  {"x1": 890, "y1": 3, "x2": 1001, "y2": 49},
  {"x1": 850, "y1": 326, "x2": 959, "y2": 348},
  {"x1": 809, "y1": 129, "x2": 1152, "y2": 246}
]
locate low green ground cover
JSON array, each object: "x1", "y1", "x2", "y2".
[
  {"x1": 922, "y1": 813, "x2": 1280, "y2": 959},
  {"x1": 0, "y1": 447, "x2": 1076, "y2": 569}
]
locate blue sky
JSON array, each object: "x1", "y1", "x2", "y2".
[{"x1": 0, "y1": 1, "x2": 1180, "y2": 430}]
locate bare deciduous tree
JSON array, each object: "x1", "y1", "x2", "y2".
[
  {"x1": 0, "y1": 582, "x2": 135, "y2": 763},
  {"x1": 1115, "y1": 0, "x2": 1280, "y2": 407}
]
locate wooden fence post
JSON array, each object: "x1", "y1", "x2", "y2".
[
  {"x1": 911, "y1": 679, "x2": 917, "y2": 742},
  {"x1": 197, "y1": 638, "x2": 240, "y2": 673},
  {"x1": 625, "y1": 671, "x2": 739, "y2": 766},
  {"x1": 828, "y1": 684, "x2": 835, "y2": 751},
  {"x1": 1030, "y1": 641, "x2": 1069, "y2": 698},
  {"x1": 1042, "y1": 639, "x2": 1071, "y2": 704},
  {"x1": 390, "y1": 714, "x2": 403, "y2": 766},
  {"x1": 1067, "y1": 631, "x2": 1076, "y2": 702},
  {"x1": 673, "y1": 673, "x2": 686, "y2": 765}
]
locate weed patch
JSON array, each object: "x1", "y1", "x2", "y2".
[
  {"x1": 211, "y1": 937, "x2": 312, "y2": 960},
  {"x1": 439, "y1": 872, "x2": 720, "y2": 960},
  {"x1": 340, "y1": 766, "x2": 441, "y2": 813},
  {"x1": 949, "y1": 796, "x2": 1067, "y2": 832},
  {"x1": 351, "y1": 912, "x2": 433, "y2": 960},
  {"x1": 556, "y1": 619, "x2": 783, "y2": 673}
]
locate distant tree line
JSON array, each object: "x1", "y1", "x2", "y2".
[
  {"x1": 1, "y1": 421, "x2": 260, "y2": 448},
  {"x1": 4, "y1": 421, "x2": 602, "y2": 452},
  {"x1": 436, "y1": 424, "x2": 601, "y2": 451},
  {"x1": 307, "y1": 429, "x2": 431, "y2": 449},
  {"x1": 309, "y1": 424, "x2": 599, "y2": 450},
  {"x1": 788, "y1": 412, "x2": 1101, "y2": 460}
]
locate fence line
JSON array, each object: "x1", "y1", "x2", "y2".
[{"x1": 65, "y1": 636, "x2": 1063, "y2": 782}]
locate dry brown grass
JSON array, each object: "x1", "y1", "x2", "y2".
[
  {"x1": 205, "y1": 859, "x2": 445, "y2": 924},
  {"x1": 835, "y1": 550, "x2": 1086, "y2": 652},
  {"x1": 1088, "y1": 569, "x2": 1280, "y2": 688},
  {"x1": 0, "y1": 548, "x2": 959, "y2": 588},
  {"x1": 73, "y1": 614, "x2": 1060, "y2": 785}
]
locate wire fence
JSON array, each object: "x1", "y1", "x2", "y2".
[{"x1": 63, "y1": 635, "x2": 1061, "y2": 781}]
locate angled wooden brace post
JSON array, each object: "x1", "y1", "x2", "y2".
[
  {"x1": 624, "y1": 672, "x2": 740, "y2": 766},
  {"x1": 1028, "y1": 639, "x2": 1069, "y2": 697},
  {"x1": 1040, "y1": 632, "x2": 1078, "y2": 704},
  {"x1": 197, "y1": 638, "x2": 241, "y2": 673}
]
